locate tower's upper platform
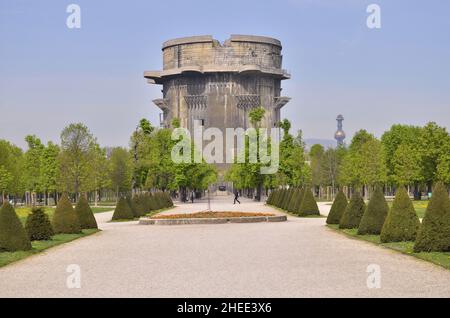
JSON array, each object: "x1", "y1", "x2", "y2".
[{"x1": 144, "y1": 35, "x2": 290, "y2": 84}]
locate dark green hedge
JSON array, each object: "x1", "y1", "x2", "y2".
[
  {"x1": 380, "y1": 187, "x2": 420, "y2": 243},
  {"x1": 414, "y1": 182, "x2": 450, "y2": 252},
  {"x1": 339, "y1": 192, "x2": 365, "y2": 229},
  {"x1": 358, "y1": 187, "x2": 388, "y2": 235},
  {"x1": 0, "y1": 202, "x2": 32, "y2": 251},
  {"x1": 326, "y1": 190, "x2": 348, "y2": 225}
]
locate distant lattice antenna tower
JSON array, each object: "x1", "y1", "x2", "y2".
[{"x1": 334, "y1": 114, "x2": 346, "y2": 146}]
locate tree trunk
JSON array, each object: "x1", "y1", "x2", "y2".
[{"x1": 95, "y1": 189, "x2": 98, "y2": 207}]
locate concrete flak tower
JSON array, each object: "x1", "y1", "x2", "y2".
[
  {"x1": 334, "y1": 114, "x2": 346, "y2": 146},
  {"x1": 144, "y1": 35, "x2": 291, "y2": 133}
]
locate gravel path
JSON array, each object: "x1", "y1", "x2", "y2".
[{"x1": 0, "y1": 196, "x2": 449, "y2": 298}]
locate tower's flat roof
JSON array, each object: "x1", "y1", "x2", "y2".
[
  {"x1": 230, "y1": 35, "x2": 281, "y2": 47},
  {"x1": 162, "y1": 36, "x2": 214, "y2": 49},
  {"x1": 162, "y1": 35, "x2": 282, "y2": 50}
]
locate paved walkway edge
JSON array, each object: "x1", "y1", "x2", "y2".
[{"x1": 139, "y1": 215, "x2": 287, "y2": 225}]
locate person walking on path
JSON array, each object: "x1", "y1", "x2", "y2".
[
  {"x1": 190, "y1": 191, "x2": 195, "y2": 204},
  {"x1": 233, "y1": 190, "x2": 241, "y2": 204}
]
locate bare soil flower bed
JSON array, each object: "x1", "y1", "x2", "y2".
[{"x1": 151, "y1": 211, "x2": 275, "y2": 219}]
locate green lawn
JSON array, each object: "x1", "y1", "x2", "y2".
[
  {"x1": 326, "y1": 200, "x2": 428, "y2": 218},
  {"x1": 266, "y1": 204, "x2": 326, "y2": 218},
  {"x1": 0, "y1": 229, "x2": 99, "y2": 268},
  {"x1": 95, "y1": 201, "x2": 118, "y2": 207},
  {"x1": 15, "y1": 206, "x2": 114, "y2": 225},
  {"x1": 110, "y1": 206, "x2": 176, "y2": 222},
  {"x1": 91, "y1": 206, "x2": 115, "y2": 213},
  {"x1": 327, "y1": 224, "x2": 450, "y2": 270}
]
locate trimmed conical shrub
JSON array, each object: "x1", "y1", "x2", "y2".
[
  {"x1": 0, "y1": 202, "x2": 32, "y2": 251},
  {"x1": 282, "y1": 188, "x2": 293, "y2": 210},
  {"x1": 277, "y1": 189, "x2": 286, "y2": 208},
  {"x1": 165, "y1": 192, "x2": 174, "y2": 207},
  {"x1": 293, "y1": 188, "x2": 305, "y2": 215},
  {"x1": 339, "y1": 191, "x2": 365, "y2": 229},
  {"x1": 358, "y1": 187, "x2": 388, "y2": 235},
  {"x1": 380, "y1": 187, "x2": 420, "y2": 243},
  {"x1": 25, "y1": 207, "x2": 54, "y2": 241},
  {"x1": 154, "y1": 192, "x2": 173, "y2": 209},
  {"x1": 131, "y1": 195, "x2": 146, "y2": 217},
  {"x1": 276, "y1": 189, "x2": 287, "y2": 208},
  {"x1": 53, "y1": 193, "x2": 81, "y2": 234},
  {"x1": 148, "y1": 193, "x2": 159, "y2": 210},
  {"x1": 150, "y1": 194, "x2": 158, "y2": 210},
  {"x1": 112, "y1": 197, "x2": 134, "y2": 220},
  {"x1": 298, "y1": 189, "x2": 320, "y2": 216},
  {"x1": 280, "y1": 188, "x2": 289, "y2": 210},
  {"x1": 326, "y1": 190, "x2": 348, "y2": 225},
  {"x1": 75, "y1": 196, "x2": 98, "y2": 229},
  {"x1": 414, "y1": 182, "x2": 450, "y2": 252},
  {"x1": 287, "y1": 189, "x2": 298, "y2": 212},
  {"x1": 282, "y1": 189, "x2": 293, "y2": 210},
  {"x1": 270, "y1": 189, "x2": 280, "y2": 207},
  {"x1": 127, "y1": 195, "x2": 138, "y2": 218},
  {"x1": 267, "y1": 190, "x2": 274, "y2": 205}
]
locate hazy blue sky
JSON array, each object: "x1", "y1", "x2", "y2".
[{"x1": 1, "y1": 0, "x2": 449, "y2": 148}]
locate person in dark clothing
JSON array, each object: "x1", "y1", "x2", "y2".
[
  {"x1": 190, "y1": 191, "x2": 195, "y2": 203},
  {"x1": 233, "y1": 190, "x2": 241, "y2": 204}
]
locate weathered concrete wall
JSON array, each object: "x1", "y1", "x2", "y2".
[{"x1": 145, "y1": 35, "x2": 290, "y2": 132}]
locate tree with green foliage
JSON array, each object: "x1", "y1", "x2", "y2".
[
  {"x1": 358, "y1": 187, "x2": 389, "y2": 235},
  {"x1": 53, "y1": 193, "x2": 81, "y2": 234},
  {"x1": 0, "y1": 140, "x2": 25, "y2": 201},
  {"x1": 380, "y1": 187, "x2": 420, "y2": 243},
  {"x1": 75, "y1": 195, "x2": 98, "y2": 229},
  {"x1": 310, "y1": 144, "x2": 325, "y2": 189},
  {"x1": 277, "y1": 121, "x2": 309, "y2": 187},
  {"x1": 88, "y1": 144, "x2": 110, "y2": 206},
  {"x1": 339, "y1": 130, "x2": 387, "y2": 198},
  {"x1": 131, "y1": 119, "x2": 155, "y2": 190},
  {"x1": 339, "y1": 192, "x2": 365, "y2": 229},
  {"x1": 109, "y1": 147, "x2": 133, "y2": 197},
  {"x1": 340, "y1": 130, "x2": 375, "y2": 187},
  {"x1": 418, "y1": 122, "x2": 450, "y2": 188},
  {"x1": 145, "y1": 129, "x2": 177, "y2": 191},
  {"x1": 112, "y1": 197, "x2": 134, "y2": 220},
  {"x1": 392, "y1": 144, "x2": 423, "y2": 187},
  {"x1": 320, "y1": 146, "x2": 347, "y2": 196},
  {"x1": 25, "y1": 207, "x2": 54, "y2": 241},
  {"x1": 24, "y1": 135, "x2": 45, "y2": 201},
  {"x1": 326, "y1": 190, "x2": 348, "y2": 224},
  {"x1": 249, "y1": 107, "x2": 266, "y2": 201},
  {"x1": 0, "y1": 202, "x2": 32, "y2": 251},
  {"x1": 381, "y1": 124, "x2": 422, "y2": 182},
  {"x1": 41, "y1": 141, "x2": 60, "y2": 205},
  {"x1": 414, "y1": 182, "x2": 450, "y2": 252},
  {"x1": 58, "y1": 123, "x2": 99, "y2": 195},
  {"x1": 298, "y1": 188, "x2": 320, "y2": 216},
  {"x1": 436, "y1": 142, "x2": 450, "y2": 185},
  {"x1": 227, "y1": 118, "x2": 308, "y2": 200},
  {"x1": 225, "y1": 108, "x2": 269, "y2": 201},
  {"x1": 0, "y1": 166, "x2": 13, "y2": 201},
  {"x1": 359, "y1": 139, "x2": 387, "y2": 189}
]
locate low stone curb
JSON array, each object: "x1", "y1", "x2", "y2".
[{"x1": 139, "y1": 215, "x2": 287, "y2": 225}]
